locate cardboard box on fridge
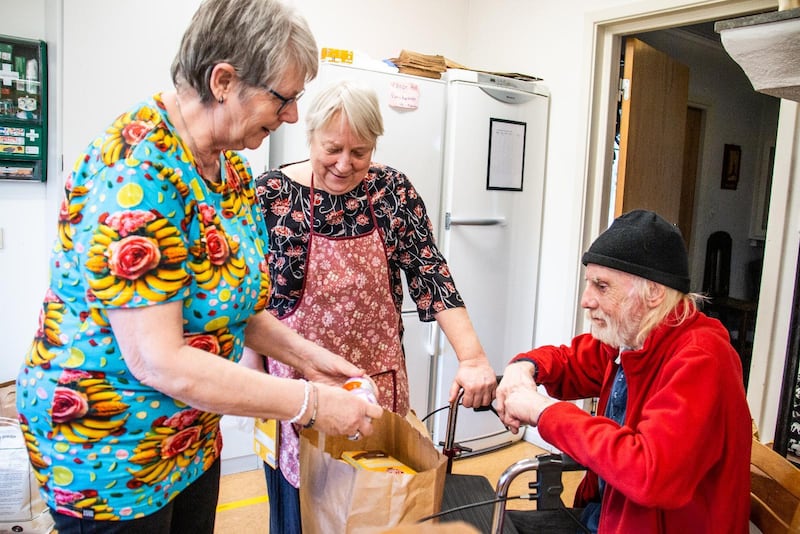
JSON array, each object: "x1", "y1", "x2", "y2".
[{"x1": 299, "y1": 410, "x2": 447, "y2": 534}]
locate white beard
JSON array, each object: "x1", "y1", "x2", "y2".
[{"x1": 587, "y1": 302, "x2": 642, "y2": 348}]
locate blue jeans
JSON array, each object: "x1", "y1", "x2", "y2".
[
  {"x1": 52, "y1": 459, "x2": 220, "y2": 534},
  {"x1": 263, "y1": 463, "x2": 301, "y2": 534},
  {"x1": 579, "y1": 501, "x2": 601, "y2": 533}
]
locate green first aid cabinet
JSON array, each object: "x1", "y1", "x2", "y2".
[{"x1": 0, "y1": 34, "x2": 47, "y2": 182}]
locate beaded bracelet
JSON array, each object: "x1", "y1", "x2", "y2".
[
  {"x1": 288, "y1": 379, "x2": 310, "y2": 425},
  {"x1": 303, "y1": 383, "x2": 318, "y2": 429}
]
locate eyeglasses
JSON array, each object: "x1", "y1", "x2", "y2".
[{"x1": 267, "y1": 87, "x2": 305, "y2": 114}]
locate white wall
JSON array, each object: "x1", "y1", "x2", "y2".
[
  {"x1": 295, "y1": 0, "x2": 469, "y2": 64},
  {"x1": 2, "y1": 0, "x2": 797, "y2": 446},
  {"x1": 0, "y1": 0, "x2": 54, "y2": 382},
  {"x1": 60, "y1": 2, "x2": 200, "y2": 175}
]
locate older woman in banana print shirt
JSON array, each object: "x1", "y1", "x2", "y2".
[{"x1": 15, "y1": 2, "x2": 381, "y2": 533}]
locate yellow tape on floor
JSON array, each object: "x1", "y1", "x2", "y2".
[{"x1": 216, "y1": 495, "x2": 269, "y2": 512}]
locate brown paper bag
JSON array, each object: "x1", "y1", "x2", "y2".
[
  {"x1": 379, "y1": 520, "x2": 480, "y2": 534},
  {"x1": 299, "y1": 410, "x2": 447, "y2": 534}
]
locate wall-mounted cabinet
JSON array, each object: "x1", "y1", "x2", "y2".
[{"x1": 0, "y1": 34, "x2": 47, "y2": 182}]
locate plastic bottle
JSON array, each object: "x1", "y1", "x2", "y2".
[{"x1": 342, "y1": 377, "x2": 377, "y2": 405}]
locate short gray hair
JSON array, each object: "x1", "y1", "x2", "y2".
[
  {"x1": 171, "y1": 0, "x2": 318, "y2": 102},
  {"x1": 306, "y1": 80, "x2": 384, "y2": 145}
]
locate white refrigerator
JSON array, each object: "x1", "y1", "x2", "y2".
[
  {"x1": 430, "y1": 70, "x2": 550, "y2": 451},
  {"x1": 268, "y1": 63, "x2": 550, "y2": 453}
]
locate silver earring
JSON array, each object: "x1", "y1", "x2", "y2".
[{"x1": 218, "y1": 96, "x2": 224, "y2": 104}]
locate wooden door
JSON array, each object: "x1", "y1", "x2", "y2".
[
  {"x1": 615, "y1": 38, "x2": 690, "y2": 224},
  {"x1": 679, "y1": 106, "x2": 703, "y2": 248}
]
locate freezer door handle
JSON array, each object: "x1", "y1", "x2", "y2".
[
  {"x1": 445, "y1": 213, "x2": 506, "y2": 229},
  {"x1": 426, "y1": 322, "x2": 437, "y2": 355},
  {"x1": 480, "y1": 86, "x2": 537, "y2": 104}
]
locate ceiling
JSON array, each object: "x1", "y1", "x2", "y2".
[{"x1": 679, "y1": 21, "x2": 721, "y2": 44}]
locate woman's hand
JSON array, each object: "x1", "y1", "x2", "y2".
[
  {"x1": 244, "y1": 311, "x2": 363, "y2": 385},
  {"x1": 451, "y1": 358, "x2": 497, "y2": 409},
  {"x1": 311, "y1": 382, "x2": 384, "y2": 437},
  {"x1": 301, "y1": 344, "x2": 365, "y2": 386}
]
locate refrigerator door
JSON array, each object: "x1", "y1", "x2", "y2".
[
  {"x1": 268, "y1": 63, "x2": 448, "y2": 418},
  {"x1": 432, "y1": 80, "x2": 549, "y2": 449}
]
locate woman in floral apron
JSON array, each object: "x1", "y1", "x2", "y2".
[{"x1": 255, "y1": 79, "x2": 498, "y2": 533}]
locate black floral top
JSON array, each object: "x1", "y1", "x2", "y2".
[{"x1": 255, "y1": 162, "x2": 464, "y2": 321}]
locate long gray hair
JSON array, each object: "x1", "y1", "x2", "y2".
[
  {"x1": 630, "y1": 277, "x2": 704, "y2": 347},
  {"x1": 171, "y1": 0, "x2": 318, "y2": 102}
]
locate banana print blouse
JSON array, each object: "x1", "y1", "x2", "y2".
[{"x1": 15, "y1": 94, "x2": 270, "y2": 520}]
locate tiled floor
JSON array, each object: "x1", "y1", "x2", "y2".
[{"x1": 213, "y1": 440, "x2": 584, "y2": 533}]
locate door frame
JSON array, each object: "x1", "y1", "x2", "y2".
[{"x1": 577, "y1": 0, "x2": 799, "y2": 441}]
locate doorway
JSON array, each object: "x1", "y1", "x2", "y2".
[
  {"x1": 579, "y1": 0, "x2": 794, "y2": 441},
  {"x1": 609, "y1": 25, "x2": 780, "y2": 390}
]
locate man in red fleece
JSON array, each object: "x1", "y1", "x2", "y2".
[{"x1": 496, "y1": 209, "x2": 752, "y2": 534}]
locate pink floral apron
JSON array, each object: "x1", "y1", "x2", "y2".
[{"x1": 267, "y1": 177, "x2": 409, "y2": 488}]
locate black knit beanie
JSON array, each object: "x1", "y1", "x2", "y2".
[{"x1": 581, "y1": 209, "x2": 690, "y2": 293}]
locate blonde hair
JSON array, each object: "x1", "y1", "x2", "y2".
[{"x1": 630, "y1": 277, "x2": 704, "y2": 347}]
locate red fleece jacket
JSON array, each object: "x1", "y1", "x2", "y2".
[{"x1": 512, "y1": 308, "x2": 751, "y2": 533}]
